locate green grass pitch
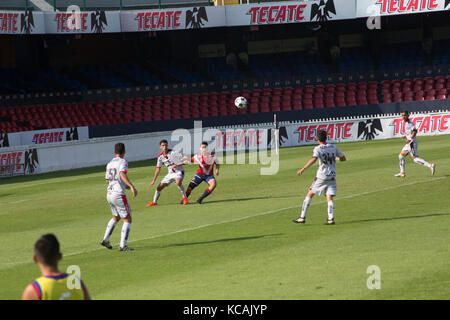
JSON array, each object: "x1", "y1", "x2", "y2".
[{"x1": 1, "y1": 135, "x2": 449, "y2": 299}]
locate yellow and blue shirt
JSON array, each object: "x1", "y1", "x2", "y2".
[{"x1": 30, "y1": 273, "x2": 87, "y2": 300}]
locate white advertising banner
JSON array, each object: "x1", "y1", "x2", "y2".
[
  {"x1": 44, "y1": 10, "x2": 121, "y2": 34},
  {"x1": 120, "y1": 6, "x2": 226, "y2": 32},
  {"x1": 2, "y1": 112, "x2": 449, "y2": 177},
  {"x1": 1, "y1": 127, "x2": 89, "y2": 148},
  {"x1": 280, "y1": 111, "x2": 450, "y2": 148},
  {"x1": 356, "y1": 0, "x2": 449, "y2": 18},
  {"x1": 0, "y1": 10, "x2": 45, "y2": 34},
  {"x1": 225, "y1": 0, "x2": 356, "y2": 27}
]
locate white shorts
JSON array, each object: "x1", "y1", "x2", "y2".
[
  {"x1": 161, "y1": 171, "x2": 184, "y2": 185},
  {"x1": 310, "y1": 177, "x2": 337, "y2": 196},
  {"x1": 401, "y1": 141, "x2": 419, "y2": 157},
  {"x1": 107, "y1": 192, "x2": 131, "y2": 219}
]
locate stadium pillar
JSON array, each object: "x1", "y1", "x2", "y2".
[
  {"x1": 25, "y1": 0, "x2": 28, "y2": 10},
  {"x1": 53, "y1": 0, "x2": 56, "y2": 11}
]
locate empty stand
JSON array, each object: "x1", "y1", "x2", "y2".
[{"x1": 1, "y1": 75, "x2": 449, "y2": 133}]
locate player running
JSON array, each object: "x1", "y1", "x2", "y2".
[
  {"x1": 101, "y1": 142, "x2": 137, "y2": 252},
  {"x1": 183, "y1": 141, "x2": 220, "y2": 204},
  {"x1": 22, "y1": 234, "x2": 91, "y2": 300},
  {"x1": 395, "y1": 110, "x2": 435, "y2": 178},
  {"x1": 147, "y1": 140, "x2": 189, "y2": 206},
  {"x1": 292, "y1": 130, "x2": 346, "y2": 225}
]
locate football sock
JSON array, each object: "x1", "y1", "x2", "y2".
[
  {"x1": 177, "y1": 184, "x2": 187, "y2": 198},
  {"x1": 153, "y1": 190, "x2": 160, "y2": 203},
  {"x1": 300, "y1": 197, "x2": 312, "y2": 219},
  {"x1": 413, "y1": 157, "x2": 431, "y2": 168},
  {"x1": 198, "y1": 188, "x2": 211, "y2": 201},
  {"x1": 399, "y1": 154, "x2": 405, "y2": 173},
  {"x1": 327, "y1": 201, "x2": 335, "y2": 221},
  {"x1": 120, "y1": 222, "x2": 131, "y2": 248},
  {"x1": 103, "y1": 218, "x2": 118, "y2": 242},
  {"x1": 185, "y1": 188, "x2": 191, "y2": 198}
]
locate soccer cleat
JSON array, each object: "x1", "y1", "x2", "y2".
[
  {"x1": 100, "y1": 240, "x2": 112, "y2": 249},
  {"x1": 118, "y1": 246, "x2": 134, "y2": 252},
  {"x1": 324, "y1": 219, "x2": 335, "y2": 225},
  {"x1": 394, "y1": 173, "x2": 405, "y2": 178},
  {"x1": 182, "y1": 197, "x2": 189, "y2": 205},
  {"x1": 292, "y1": 217, "x2": 306, "y2": 224},
  {"x1": 146, "y1": 201, "x2": 158, "y2": 207},
  {"x1": 431, "y1": 164, "x2": 435, "y2": 176},
  {"x1": 196, "y1": 198, "x2": 203, "y2": 204}
]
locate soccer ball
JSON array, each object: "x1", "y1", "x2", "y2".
[{"x1": 234, "y1": 96, "x2": 247, "y2": 109}]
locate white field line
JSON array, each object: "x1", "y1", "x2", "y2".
[{"x1": 1, "y1": 176, "x2": 445, "y2": 268}]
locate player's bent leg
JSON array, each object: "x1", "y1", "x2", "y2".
[
  {"x1": 197, "y1": 178, "x2": 216, "y2": 204},
  {"x1": 175, "y1": 178, "x2": 188, "y2": 204}
]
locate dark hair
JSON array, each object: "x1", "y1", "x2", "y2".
[
  {"x1": 159, "y1": 139, "x2": 168, "y2": 145},
  {"x1": 201, "y1": 141, "x2": 208, "y2": 146},
  {"x1": 401, "y1": 110, "x2": 409, "y2": 115},
  {"x1": 317, "y1": 130, "x2": 327, "y2": 142},
  {"x1": 34, "y1": 234, "x2": 60, "y2": 266},
  {"x1": 114, "y1": 143, "x2": 125, "y2": 155}
]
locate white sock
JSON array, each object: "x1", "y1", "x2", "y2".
[
  {"x1": 399, "y1": 154, "x2": 405, "y2": 173},
  {"x1": 153, "y1": 190, "x2": 160, "y2": 203},
  {"x1": 177, "y1": 184, "x2": 186, "y2": 198},
  {"x1": 103, "y1": 219, "x2": 118, "y2": 242},
  {"x1": 327, "y1": 201, "x2": 334, "y2": 221},
  {"x1": 300, "y1": 197, "x2": 312, "y2": 219},
  {"x1": 413, "y1": 157, "x2": 431, "y2": 168},
  {"x1": 120, "y1": 222, "x2": 131, "y2": 248}
]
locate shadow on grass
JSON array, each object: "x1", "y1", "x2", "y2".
[
  {"x1": 340, "y1": 212, "x2": 450, "y2": 225},
  {"x1": 139, "y1": 233, "x2": 282, "y2": 249}
]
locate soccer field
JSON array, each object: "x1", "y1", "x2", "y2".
[{"x1": 1, "y1": 135, "x2": 449, "y2": 300}]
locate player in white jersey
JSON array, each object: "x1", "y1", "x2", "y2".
[
  {"x1": 395, "y1": 110, "x2": 435, "y2": 178},
  {"x1": 147, "y1": 139, "x2": 189, "y2": 206},
  {"x1": 101, "y1": 143, "x2": 137, "y2": 252},
  {"x1": 183, "y1": 141, "x2": 220, "y2": 204},
  {"x1": 293, "y1": 130, "x2": 346, "y2": 225}
]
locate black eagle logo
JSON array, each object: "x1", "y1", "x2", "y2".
[
  {"x1": 91, "y1": 11, "x2": 107, "y2": 33},
  {"x1": 24, "y1": 149, "x2": 39, "y2": 175},
  {"x1": 311, "y1": 0, "x2": 336, "y2": 22},
  {"x1": 358, "y1": 119, "x2": 383, "y2": 140},
  {"x1": 186, "y1": 7, "x2": 208, "y2": 29},
  {"x1": 66, "y1": 127, "x2": 79, "y2": 141},
  {"x1": 21, "y1": 10, "x2": 34, "y2": 34},
  {"x1": 267, "y1": 126, "x2": 288, "y2": 147},
  {"x1": 0, "y1": 133, "x2": 9, "y2": 148}
]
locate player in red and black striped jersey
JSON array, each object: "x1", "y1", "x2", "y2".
[{"x1": 184, "y1": 142, "x2": 220, "y2": 204}]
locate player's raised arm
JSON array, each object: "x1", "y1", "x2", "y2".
[{"x1": 297, "y1": 157, "x2": 317, "y2": 175}]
